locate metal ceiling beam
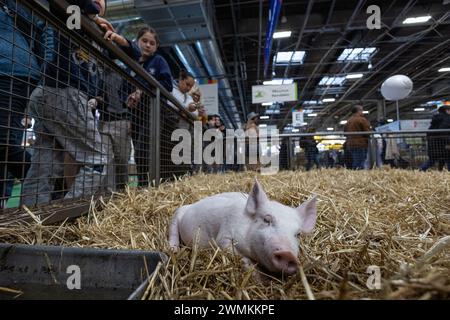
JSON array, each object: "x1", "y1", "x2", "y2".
[
  {"x1": 282, "y1": 0, "x2": 314, "y2": 79},
  {"x1": 360, "y1": 37, "x2": 450, "y2": 100},
  {"x1": 277, "y1": 0, "x2": 366, "y2": 129},
  {"x1": 230, "y1": 0, "x2": 249, "y2": 119},
  {"x1": 219, "y1": 21, "x2": 450, "y2": 38},
  {"x1": 211, "y1": 0, "x2": 244, "y2": 127},
  {"x1": 314, "y1": 0, "x2": 401, "y2": 103},
  {"x1": 332, "y1": 10, "x2": 450, "y2": 108},
  {"x1": 311, "y1": 0, "x2": 422, "y2": 127},
  {"x1": 297, "y1": 0, "x2": 367, "y2": 100},
  {"x1": 321, "y1": 48, "x2": 450, "y2": 126}
]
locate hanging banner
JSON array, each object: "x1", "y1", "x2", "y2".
[
  {"x1": 252, "y1": 83, "x2": 297, "y2": 104},
  {"x1": 292, "y1": 110, "x2": 304, "y2": 127},
  {"x1": 198, "y1": 83, "x2": 219, "y2": 115}
]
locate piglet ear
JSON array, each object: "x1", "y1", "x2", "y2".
[
  {"x1": 297, "y1": 195, "x2": 317, "y2": 233},
  {"x1": 245, "y1": 179, "x2": 269, "y2": 216}
]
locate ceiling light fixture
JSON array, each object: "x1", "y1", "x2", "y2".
[
  {"x1": 263, "y1": 78, "x2": 294, "y2": 85},
  {"x1": 337, "y1": 47, "x2": 377, "y2": 62},
  {"x1": 273, "y1": 31, "x2": 292, "y2": 39},
  {"x1": 275, "y1": 51, "x2": 306, "y2": 65},
  {"x1": 346, "y1": 73, "x2": 364, "y2": 79},
  {"x1": 403, "y1": 15, "x2": 432, "y2": 24},
  {"x1": 319, "y1": 76, "x2": 346, "y2": 86}
]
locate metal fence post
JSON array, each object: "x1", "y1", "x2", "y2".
[
  {"x1": 287, "y1": 137, "x2": 293, "y2": 170},
  {"x1": 152, "y1": 89, "x2": 161, "y2": 187}
]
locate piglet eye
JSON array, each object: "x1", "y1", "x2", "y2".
[
  {"x1": 296, "y1": 232, "x2": 302, "y2": 238},
  {"x1": 263, "y1": 215, "x2": 272, "y2": 225}
]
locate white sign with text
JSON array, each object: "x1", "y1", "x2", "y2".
[
  {"x1": 292, "y1": 111, "x2": 304, "y2": 127},
  {"x1": 252, "y1": 83, "x2": 298, "y2": 104},
  {"x1": 199, "y1": 83, "x2": 219, "y2": 115}
]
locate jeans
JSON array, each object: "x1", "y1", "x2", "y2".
[
  {"x1": 305, "y1": 153, "x2": 320, "y2": 171},
  {"x1": 420, "y1": 159, "x2": 450, "y2": 171},
  {"x1": 0, "y1": 77, "x2": 33, "y2": 207},
  {"x1": 348, "y1": 148, "x2": 367, "y2": 170}
]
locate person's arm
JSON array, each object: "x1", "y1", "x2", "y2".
[
  {"x1": 187, "y1": 103, "x2": 197, "y2": 112},
  {"x1": 92, "y1": 16, "x2": 115, "y2": 33},
  {"x1": 156, "y1": 56, "x2": 174, "y2": 92},
  {"x1": 185, "y1": 95, "x2": 196, "y2": 112},
  {"x1": 103, "y1": 32, "x2": 138, "y2": 59},
  {"x1": 76, "y1": 0, "x2": 101, "y2": 15}
]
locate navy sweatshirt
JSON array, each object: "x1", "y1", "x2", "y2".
[
  {"x1": 122, "y1": 40, "x2": 173, "y2": 93},
  {"x1": 40, "y1": 0, "x2": 102, "y2": 97}
]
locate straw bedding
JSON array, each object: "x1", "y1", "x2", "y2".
[{"x1": 1, "y1": 169, "x2": 449, "y2": 299}]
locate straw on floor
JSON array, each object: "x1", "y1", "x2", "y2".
[{"x1": 1, "y1": 169, "x2": 449, "y2": 299}]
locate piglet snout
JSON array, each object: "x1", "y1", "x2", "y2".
[{"x1": 272, "y1": 250, "x2": 299, "y2": 275}]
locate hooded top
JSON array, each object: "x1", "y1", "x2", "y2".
[
  {"x1": 40, "y1": 0, "x2": 102, "y2": 97},
  {"x1": 0, "y1": 0, "x2": 45, "y2": 80}
]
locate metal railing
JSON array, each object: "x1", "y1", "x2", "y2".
[
  {"x1": 0, "y1": 0, "x2": 195, "y2": 223},
  {"x1": 280, "y1": 130, "x2": 450, "y2": 171}
]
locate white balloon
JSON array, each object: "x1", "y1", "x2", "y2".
[{"x1": 381, "y1": 75, "x2": 413, "y2": 101}]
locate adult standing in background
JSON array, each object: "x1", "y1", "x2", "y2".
[
  {"x1": 344, "y1": 105, "x2": 371, "y2": 170},
  {"x1": 439, "y1": 105, "x2": 450, "y2": 170},
  {"x1": 300, "y1": 127, "x2": 320, "y2": 171},
  {"x1": 420, "y1": 105, "x2": 450, "y2": 171},
  {"x1": 171, "y1": 70, "x2": 197, "y2": 127},
  {"x1": 244, "y1": 112, "x2": 260, "y2": 172},
  {"x1": 189, "y1": 85, "x2": 207, "y2": 124}
]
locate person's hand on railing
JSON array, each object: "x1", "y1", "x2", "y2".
[
  {"x1": 187, "y1": 102, "x2": 198, "y2": 113},
  {"x1": 90, "y1": 13, "x2": 115, "y2": 33},
  {"x1": 104, "y1": 30, "x2": 128, "y2": 47},
  {"x1": 126, "y1": 90, "x2": 142, "y2": 109},
  {"x1": 94, "y1": 16, "x2": 116, "y2": 33}
]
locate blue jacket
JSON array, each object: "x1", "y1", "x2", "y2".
[
  {"x1": 40, "y1": 0, "x2": 102, "y2": 97},
  {"x1": 122, "y1": 40, "x2": 173, "y2": 93},
  {"x1": 0, "y1": 0, "x2": 45, "y2": 80}
]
